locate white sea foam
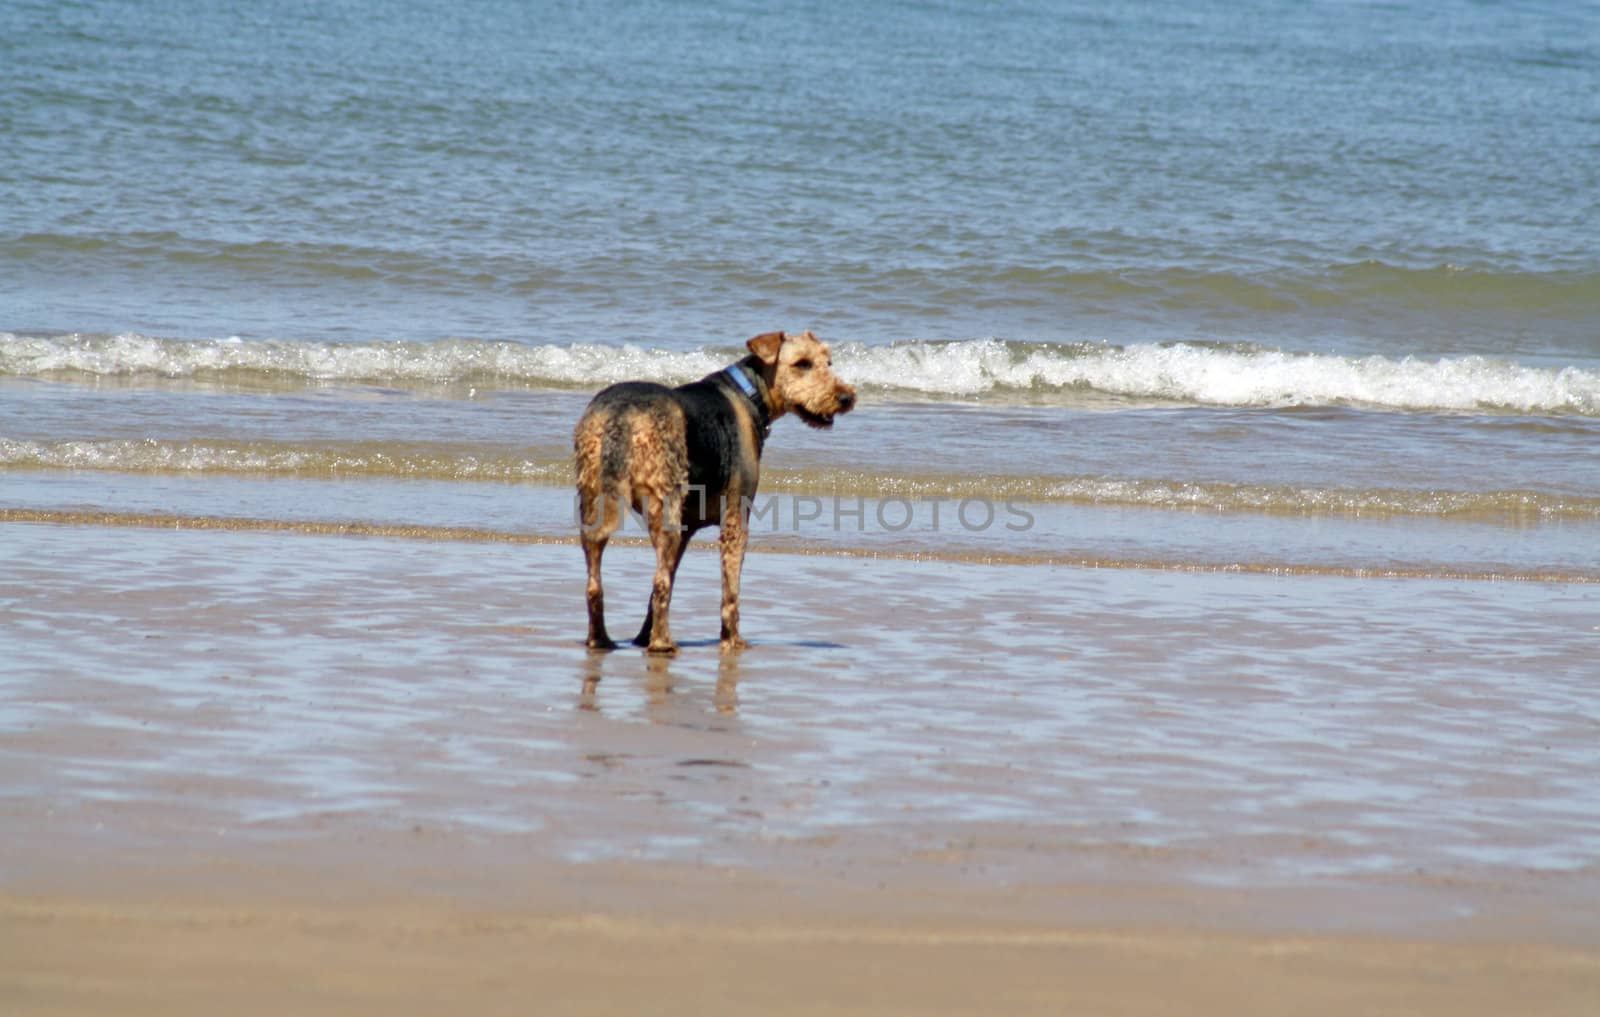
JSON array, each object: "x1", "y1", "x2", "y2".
[
  {"x1": 0, "y1": 332, "x2": 730, "y2": 387},
  {"x1": 837, "y1": 338, "x2": 1600, "y2": 415},
  {"x1": 3, "y1": 332, "x2": 1597, "y2": 416}
]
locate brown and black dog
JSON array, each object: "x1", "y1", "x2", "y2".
[{"x1": 573, "y1": 330, "x2": 855, "y2": 654}]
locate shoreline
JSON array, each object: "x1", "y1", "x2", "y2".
[
  {"x1": 9, "y1": 810, "x2": 1600, "y2": 945},
  {"x1": 4, "y1": 508, "x2": 1595, "y2": 584}
]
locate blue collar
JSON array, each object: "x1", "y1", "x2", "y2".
[
  {"x1": 727, "y1": 363, "x2": 760, "y2": 400},
  {"x1": 724, "y1": 363, "x2": 772, "y2": 439}
]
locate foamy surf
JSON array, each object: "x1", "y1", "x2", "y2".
[
  {"x1": 837, "y1": 338, "x2": 1600, "y2": 415},
  {"x1": 0, "y1": 332, "x2": 732, "y2": 389},
  {"x1": 3, "y1": 332, "x2": 1597, "y2": 416}
]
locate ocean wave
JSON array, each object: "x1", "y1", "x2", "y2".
[
  {"x1": 0, "y1": 332, "x2": 732, "y2": 388},
  {"x1": 3, "y1": 332, "x2": 1597, "y2": 416},
  {"x1": 840, "y1": 339, "x2": 1600, "y2": 415},
  {"x1": 5, "y1": 437, "x2": 1594, "y2": 522}
]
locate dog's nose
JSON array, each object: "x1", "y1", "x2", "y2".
[{"x1": 838, "y1": 389, "x2": 856, "y2": 412}]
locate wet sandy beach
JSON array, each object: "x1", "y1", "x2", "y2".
[{"x1": 3, "y1": 519, "x2": 1598, "y2": 1013}]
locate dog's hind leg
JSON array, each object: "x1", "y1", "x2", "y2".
[
  {"x1": 631, "y1": 533, "x2": 689, "y2": 649},
  {"x1": 579, "y1": 487, "x2": 622, "y2": 650},
  {"x1": 639, "y1": 492, "x2": 685, "y2": 655}
]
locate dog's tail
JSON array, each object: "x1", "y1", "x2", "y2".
[{"x1": 574, "y1": 410, "x2": 627, "y2": 538}]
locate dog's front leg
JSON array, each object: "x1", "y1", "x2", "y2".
[{"x1": 718, "y1": 499, "x2": 751, "y2": 653}]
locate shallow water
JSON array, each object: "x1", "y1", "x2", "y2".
[
  {"x1": 3, "y1": 523, "x2": 1598, "y2": 929},
  {"x1": 5, "y1": 368, "x2": 1596, "y2": 580}
]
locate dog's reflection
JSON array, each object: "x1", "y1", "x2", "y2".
[{"x1": 578, "y1": 648, "x2": 740, "y2": 716}]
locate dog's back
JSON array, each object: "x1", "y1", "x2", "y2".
[{"x1": 573, "y1": 381, "x2": 690, "y2": 528}]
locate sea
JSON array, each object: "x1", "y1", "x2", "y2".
[{"x1": 4, "y1": 0, "x2": 1600, "y2": 579}]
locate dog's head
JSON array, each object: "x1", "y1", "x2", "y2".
[{"x1": 747, "y1": 330, "x2": 856, "y2": 429}]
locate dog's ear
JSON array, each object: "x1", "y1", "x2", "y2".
[{"x1": 747, "y1": 331, "x2": 785, "y2": 365}]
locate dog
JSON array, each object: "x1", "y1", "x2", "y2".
[{"x1": 573, "y1": 330, "x2": 856, "y2": 654}]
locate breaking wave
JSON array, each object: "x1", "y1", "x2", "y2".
[
  {"x1": 840, "y1": 339, "x2": 1600, "y2": 416},
  {"x1": 3, "y1": 332, "x2": 1597, "y2": 416}
]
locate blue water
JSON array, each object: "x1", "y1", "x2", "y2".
[{"x1": 5, "y1": 0, "x2": 1598, "y2": 353}]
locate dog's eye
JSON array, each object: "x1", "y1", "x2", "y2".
[{"x1": 792, "y1": 359, "x2": 813, "y2": 371}]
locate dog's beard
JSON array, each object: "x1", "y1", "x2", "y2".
[{"x1": 794, "y1": 405, "x2": 834, "y2": 429}]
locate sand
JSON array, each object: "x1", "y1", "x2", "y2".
[
  {"x1": 3, "y1": 518, "x2": 1598, "y2": 1014},
  {"x1": 6, "y1": 881, "x2": 1598, "y2": 1017}
]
